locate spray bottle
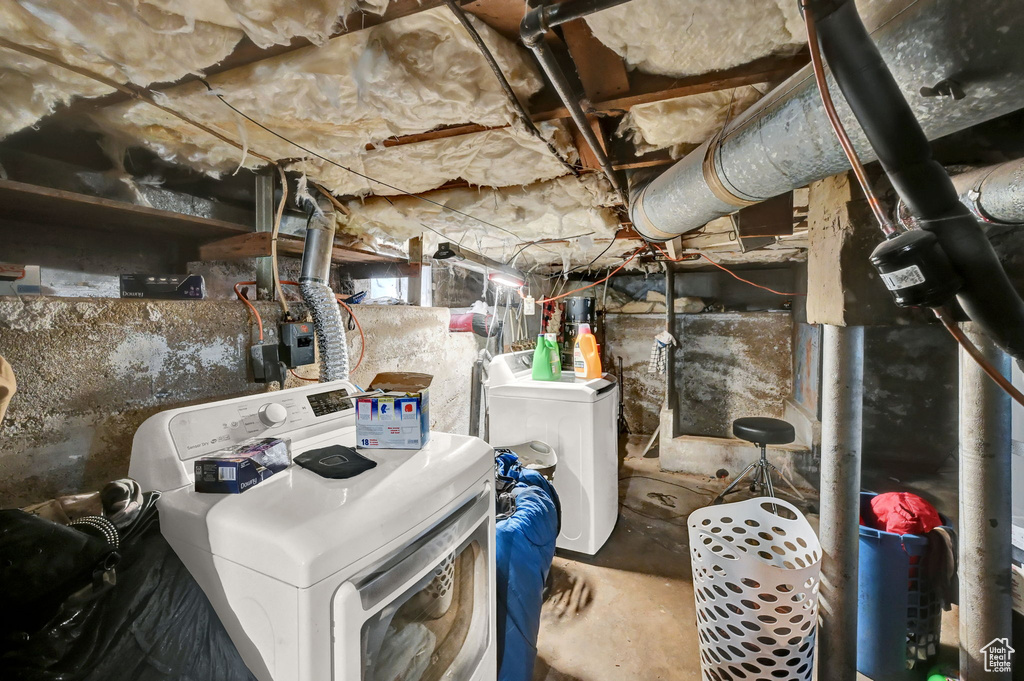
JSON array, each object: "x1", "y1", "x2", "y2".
[
  {"x1": 545, "y1": 333, "x2": 562, "y2": 380},
  {"x1": 532, "y1": 335, "x2": 555, "y2": 381},
  {"x1": 573, "y1": 323, "x2": 602, "y2": 380}
]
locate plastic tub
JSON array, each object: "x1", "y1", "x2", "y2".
[{"x1": 858, "y1": 492, "x2": 950, "y2": 681}]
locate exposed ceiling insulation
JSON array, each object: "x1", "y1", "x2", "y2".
[
  {"x1": 343, "y1": 174, "x2": 620, "y2": 264},
  {"x1": 0, "y1": 0, "x2": 242, "y2": 138},
  {"x1": 91, "y1": 7, "x2": 561, "y2": 196},
  {"x1": 289, "y1": 122, "x2": 575, "y2": 197},
  {"x1": 617, "y1": 84, "x2": 766, "y2": 158},
  {"x1": 0, "y1": 0, "x2": 396, "y2": 140},
  {"x1": 584, "y1": 0, "x2": 889, "y2": 78}
]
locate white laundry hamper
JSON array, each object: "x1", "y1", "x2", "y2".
[{"x1": 688, "y1": 497, "x2": 822, "y2": 681}]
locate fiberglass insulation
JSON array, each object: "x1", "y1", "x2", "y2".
[
  {"x1": 0, "y1": 0, "x2": 243, "y2": 138},
  {"x1": 618, "y1": 84, "x2": 765, "y2": 158},
  {"x1": 344, "y1": 174, "x2": 621, "y2": 265},
  {"x1": 584, "y1": 0, "x2": 892, "y2": 78},
  {"x1": 0, "y1": 0, "x2": 401, "y2": 140},
  {"x1": 92, "y1": 7, "x2": 567, "y2": 196}
]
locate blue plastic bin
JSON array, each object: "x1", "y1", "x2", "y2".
[{"x1": 857, "y1": 492, "x2": 949, "y2": 681}]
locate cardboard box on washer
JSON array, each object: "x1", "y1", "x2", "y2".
[{"x1": 356, "y1": 372, "x2": 432, "y2": 449}]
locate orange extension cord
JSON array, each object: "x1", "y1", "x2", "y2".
[{"x1": 652, "y1": 244, "x2": 805, "y2": 297}]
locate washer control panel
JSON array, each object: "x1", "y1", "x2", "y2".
[{"x1": 167, "y1": 385, "x2": 356, "y2": 459}]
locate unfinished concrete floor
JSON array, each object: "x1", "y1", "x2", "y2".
[
  {"x1": 533, "y1": 437, "x2": 715, "y2": 681},
  {"x1": 533, "y1": 435, "x2": 960, "y2": 681}
]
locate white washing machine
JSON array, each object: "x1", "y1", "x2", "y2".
[
  {"x1": 129, "y1": 380, "x2": 496, "y2": 681},
  {"x1": 486, "y1": 351, "x2": 618, "y2": 555}
]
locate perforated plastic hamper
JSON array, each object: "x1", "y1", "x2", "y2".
[{"x1": 688, "y1": 498, "x2": 822, "y2": 681}]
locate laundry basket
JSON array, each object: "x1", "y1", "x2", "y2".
[
  {"x1": 688, "y1": 497, "x2": 822, "y2": 681},
  {"x1": 857, "y1": 492, "x2": 951, "y2": 681}
]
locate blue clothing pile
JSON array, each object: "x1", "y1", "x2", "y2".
[{"x1": 494, "y1": 453, "x2": 560, "y2": 681}]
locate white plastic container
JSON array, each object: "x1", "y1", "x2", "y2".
[{"x1": 687, "y1": 498, "x2": 822, "y2": 681}]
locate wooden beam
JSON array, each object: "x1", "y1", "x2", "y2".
[
  {"x1": 365, "y1": 53, "x2": 807, "y2": 151},
  {"x1": 597, "y1": 53, "x2": 804, "y2": 113},
  {"x1": 560, "y1": 19, "x2": 630, "y2": 102},
  {"x1": 0, "y1": 178, "x2": 250, "y2": 239},
  {"x1": 462, "y1": 0, "x2": 528, "y2": 41},
  {"x1": 197, "y1": 231, "x2": 407, "y2": 266}
]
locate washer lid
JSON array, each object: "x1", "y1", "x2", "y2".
[
  {"x1": 487, "y1": 373, "x2": 616, "y2": 403},
  {"x1": 157, "y1": 429, "x2": 492, "y2": 588}
]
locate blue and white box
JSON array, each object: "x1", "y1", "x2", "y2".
[{"x1": 356, "y1": 372, "x2": 431, "y2": 449}]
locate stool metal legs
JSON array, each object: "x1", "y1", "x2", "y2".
[{"x1": 712, "y1": 444, "x2": 806, "y2": 505}]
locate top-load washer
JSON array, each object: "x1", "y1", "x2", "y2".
[
  {"x1": 485, "y1": 351, "x2": 618, "y2": 555},
  {"x1": 129, "y1": 380, "x2": 495, "y2": 681}
]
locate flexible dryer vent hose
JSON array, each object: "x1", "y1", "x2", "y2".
[{"x1": 299, "y1": 204, "x2": 349, "y2": 382}]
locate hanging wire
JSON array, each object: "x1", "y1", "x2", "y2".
[{"x1": 441, "y1": 0, "x2": 579, "y2": 178}]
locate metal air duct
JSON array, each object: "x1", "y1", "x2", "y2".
[
  {"x1": 629, "y1": 0, "x2": 1024, "y2": 241},
  {"x1": 299, "y1": 199, "x2": 349, "y2": 382}
]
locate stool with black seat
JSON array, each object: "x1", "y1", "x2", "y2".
[{"x1": 713, "y1": 417, "x2": 806, "y2": 505}]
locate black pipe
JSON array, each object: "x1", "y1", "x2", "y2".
[
  {"x1": 442, "y1": 0, "x2": 578, "y2": 177},
  {"x1": 521, "y1": 0, "x2": 633, "y2": 204},
  {"x1": 809, "y1": 0, "x2": 1024, "y2": 361}
]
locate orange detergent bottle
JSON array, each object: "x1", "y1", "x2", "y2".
[{"x1": 573, "y1": 323, "x2": 602, "y2": 379}]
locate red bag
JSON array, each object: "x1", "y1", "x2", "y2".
[{"x1": 864, "y1": 492, "x2": 942, "y2": 535}]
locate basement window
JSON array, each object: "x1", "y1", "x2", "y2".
[{"x1": 369, "y1": 277, "x2": 407, "y2": 302}]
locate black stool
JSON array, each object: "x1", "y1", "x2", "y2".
[{"x1": 713, "y1": 417, "x2": 805, "y2": 505}]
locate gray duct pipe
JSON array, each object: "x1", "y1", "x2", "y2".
[
  {"x1": 952, "y1": 160, "x2": 1024, "y2": 226},
  {"x1": 629, "y1": 0, "x2": 1024, "y2": 240},
  {"x1": 299, "y1": 201, "x2": 349, "y2": 382}
]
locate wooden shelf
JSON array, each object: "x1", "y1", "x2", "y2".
[
  {"x1": 0, "y1": 178, "x2": 250, "y2": 240},
  {"x1": 0, "y1": 178, "x2": 406, "y2": 269},
  {"x1": 197, "y1": 231, "x2": 410, "y2": 269}
]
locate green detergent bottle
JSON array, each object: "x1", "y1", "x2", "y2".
[
  {"x1": 545, "y1": 333, "x2": 562, "y2": 380},
  {"x1": 532, "y1": 335, "x2": 555, "y2": 380}
]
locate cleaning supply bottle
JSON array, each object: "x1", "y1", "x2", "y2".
[
  {"x1": 545, "y1": 333, "x2": 562, "y2": 380},
  {"x1": 531, "y1": 335, "x2": 555, "y2": 380},
  {"x1": 573, "y1": 323, "x2": 602, "y2": 379}
]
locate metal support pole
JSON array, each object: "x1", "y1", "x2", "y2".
[
  {"x1": 959, "y1": 323, "x2": 1013, "y2": 679},
  {"x1": 664, "y1": 262, "x2": 675, "y2": 413},
  {"x1": 254, "y1": 172, "x2": 275, "y2": 301},
  {"x1": 818, "y1": 324, "x2": 864, "y2": 681}
]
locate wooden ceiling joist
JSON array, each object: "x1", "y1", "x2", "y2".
[{"x1": 364, "y1": 53, "x2": 808, "y2": 151}]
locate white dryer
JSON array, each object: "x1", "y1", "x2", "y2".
[
  {"x1": 486, "y1": 351, "x2": 618, "y2": 555},
  {"x1": 129, "y1": 381, "x2": 495, "y2": 681}
]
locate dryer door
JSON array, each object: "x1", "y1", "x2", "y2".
[{"x1": 333, "y1": 489, "x2": 494, "y2": 681}]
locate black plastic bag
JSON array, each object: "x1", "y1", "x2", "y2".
[{"x1": 0, "y1": 510, "x2": 256, "y2": 681}]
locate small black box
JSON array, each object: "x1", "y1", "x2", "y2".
[
  {"x1": 120, "y1": 274, "x2": 205, "y2": 299},
  {"x1": 280, "y1": 321, "x2": 316, "y2": 367}
]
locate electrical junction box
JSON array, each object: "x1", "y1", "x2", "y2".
[{"x1": 280, "y1": 321, "x2": 316, "y2": 367}]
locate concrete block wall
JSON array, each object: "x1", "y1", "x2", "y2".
[{"x1": 0, "y1": 297, "x2": 477, "y2": 507}]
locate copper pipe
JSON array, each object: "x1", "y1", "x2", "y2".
[
  {"x1": 936, "y1": 306, "x2": 1024, "y2": 407},
  {"x1": 802, "y1": 5, "x2": 896, "y2": 236}
]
